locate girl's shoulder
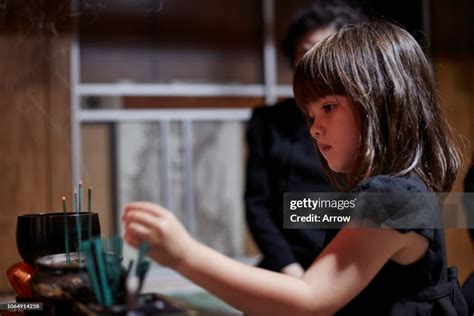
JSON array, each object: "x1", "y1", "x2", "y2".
[
  {"x1": 350, "y1": 174, "x2": 439, "y2": 240},
  {"x1": 351, "y1": 174, "x2": 429, "y2": 193}
]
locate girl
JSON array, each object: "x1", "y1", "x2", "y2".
[
  {"x1": 245, "y1": 2, "x2": 366, "y2": 279},
  {"x1": 122, "y1": 21, "x2": 467, "y2": 315}
]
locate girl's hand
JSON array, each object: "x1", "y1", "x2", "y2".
[{"x1": 122, "y1": 202, "x2": 195, "y2": 269}]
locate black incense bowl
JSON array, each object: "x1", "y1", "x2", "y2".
[{"x1": 16, "y1": 212, "x2": 101, "y2": 265}]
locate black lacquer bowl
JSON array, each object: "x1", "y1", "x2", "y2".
[{"x1": 16, "y1": 212, "x2": 101, "y2": 265}]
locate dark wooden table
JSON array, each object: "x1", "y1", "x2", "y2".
[{"x1": 158, "y1": 291, "x2": 243, "y2": 315}]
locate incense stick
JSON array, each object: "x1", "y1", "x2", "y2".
[
  {"x1": 83, "y1": 240, "x2": 104, "y2": 305},
  {"x1": 136, "y1": 241, "x2": 149, "y2": 274},
  {"x1": 136, "y1": 241, "x2": 150, "y2": 294},
  {"x1": 78, "y1": 181, "x2": 82, "y2": 213},
  {"x1": 62, "y1": 196, "x2": 70, "y2": 263},
  {"x1": 74, "y1": 191, "x2": 82, "y2": 264},
  {"x1": 93, "y1": 238, "x2": 113, "y2": 306},
  {"x1": 88, "y1": 186, "x2": 92, "y2": 240}
]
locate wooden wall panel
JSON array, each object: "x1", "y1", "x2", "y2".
[
  {"x1": 0, "y1": 35, "x2": 49, "y2": 292},
  {"x1": 0, "y1": 3, "x2": 71, "y2": 292},
  {"x1": 432, "y1": 0, "x2": 474, "y2": 283},
  {"x1": 82, "y1": 124, "x2": 114, "y2": 237},
  {"x1": 435, "y1": 59, "x2": 474, "y2": 283}
]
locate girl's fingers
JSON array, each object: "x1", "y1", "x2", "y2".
[
  {"x1": 123, "y1": 209, "x2": 166, "y2": 233},
  {"x1": 123, "y1": 202, "x2": 169, "y2": 218},
  {"x1": 123, "y1": 231, "x2": 142, "y2": 249},
  {"x1": 125, "y1": 222, "x2": 156, "y2": 243}
]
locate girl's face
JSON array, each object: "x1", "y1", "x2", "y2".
[{"x1": 307, "y1": 95, "x2": 360, "y2": 173}]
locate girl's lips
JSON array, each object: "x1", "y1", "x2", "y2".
[{"x1": 318, "y1": 144, "x2": 332, "y2": 153}]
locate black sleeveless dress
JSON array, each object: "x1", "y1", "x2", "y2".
[{"x1": 324, "y1": 175, "x2": 469, "y2": 315}]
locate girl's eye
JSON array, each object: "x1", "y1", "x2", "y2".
[
  {"x1": 307, "y1": 116, "x2": 315, "y2": 124},
  {"x1": 322, "y1": 104, "x2": 336, "y2": 113}
]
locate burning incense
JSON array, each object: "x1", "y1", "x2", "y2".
[
  {"x1": 88, "y1": 186, "x2": 92, "y2": 240},
  {"x1": 74, "y1": 191, "x2": 82, "y2": 263},
  {"x1": 62, "y1": 196, "x2": 70, "y2": 263},
  {"x1": 78, "y1": 181, "x2": 83, "y2": 213}
]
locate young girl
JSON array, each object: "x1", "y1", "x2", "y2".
[{"x1": 122, "y1": 21, "x2": 467, "y2": 315}]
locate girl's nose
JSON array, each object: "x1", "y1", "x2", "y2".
[{"x1": 310, "y1": 121, "x2": 324, "y2": 140}]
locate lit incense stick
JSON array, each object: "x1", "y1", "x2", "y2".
[
  {"x1": 74, "y1": 191, "x2": 82, "y2": 264},
  {"x1": 88, "y1": 186, "x2": 92, "y2": 240},
  {"x1": 78, "y1": 181, "x2": 83, "y2": 213},
  {"x1": 62, "y1": 196, "x2": 70, "y2": 263}
]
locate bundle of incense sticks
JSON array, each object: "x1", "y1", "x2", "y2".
[
  {"x1": 83, "y1": 237, "x2": 116, "y2": 306},
  {"x1": 61, "y1": 183, "x2": 152, "y2": 308},
  {"x1": 83, "y1": 236, "x2": 151, "y2": 308}
]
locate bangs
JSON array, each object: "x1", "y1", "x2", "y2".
[{"x1": 293, "y1": 40, "x2": 348, "y2": 115}]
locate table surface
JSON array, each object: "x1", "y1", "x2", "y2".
[
  {"x1": 1, "y1": 262, "x2": 246, "y2": 315},
  {"x1": 0, "y1": 291, "x2": 243, "y2": 316},
  {"x1": 161, "y1": 291, "x2": 243, "y2": 315}
]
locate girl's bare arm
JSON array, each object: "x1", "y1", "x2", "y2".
[{"x1": 122, "y1": 202, "x2": 423, "y2": 316}]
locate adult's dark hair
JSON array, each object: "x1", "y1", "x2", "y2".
[
  {"x1": 283, "y1": 0, "x2": 367, "y2": 64},
  {"x1": 293, "y1": 21, "x2": 461, "y2": 192}
]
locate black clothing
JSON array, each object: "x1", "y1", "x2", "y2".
[
  {"x1": 465, "y1": 164, "x2": 474, "y2": 192},
  {"x1": 462, "y1": 272, "x2": 474, "y2": 316},
  {"x1": 245, "y1": 99, "x2": 332, "y2": 271},
  {"x1": 325, "y1": 174, "x2": 468, "y2": 315},
  {"x1": 462, "y1": 164, "x2": 474, "y2": 313},
  {"x1": 463, "y1": 164, "x2": 474, "y2": 240}
]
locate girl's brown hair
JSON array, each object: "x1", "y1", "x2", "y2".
[{"x1": 293, "y1": 21, "x2": 461, "y2": 192}]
